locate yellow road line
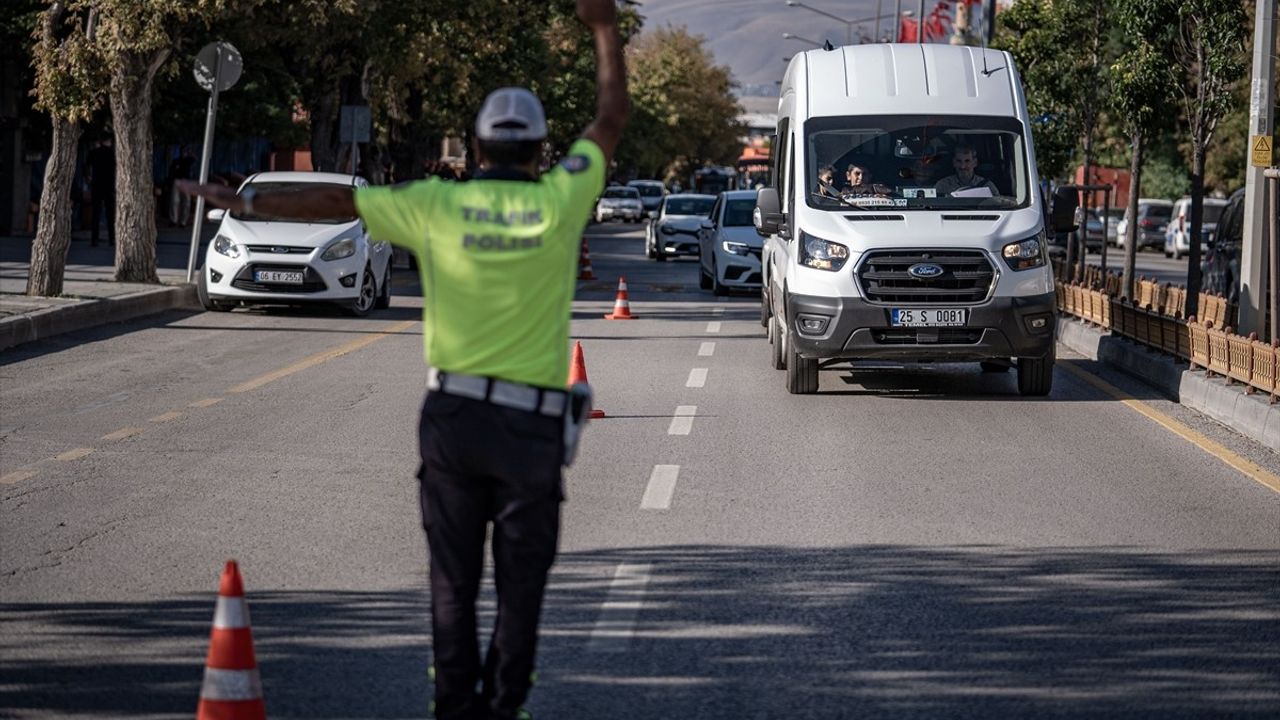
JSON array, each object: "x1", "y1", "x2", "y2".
[
  {"x1": 149, "y1": 411, "x2": 184, "y2": 423},
  {"x1": 55, "y1": 448, "x2": 95, "y2": 462},
  {"x1": 228, "y1": 320, "x2": 417, "y2": 393},
  {"x1": 1061, "y1": 361, "x2": 1280, "y2": 495},
  {"x1": 100, "y1": 427, "x2": 144, "y2": 442},
  {"x1": 188, "y1": 398, "x2": 222, "y2": 408},
  {"x1": 0, "y1": 469, "x2": 38, "y2": 485}
]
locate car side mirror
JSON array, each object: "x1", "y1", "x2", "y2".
[
  {"x1": 1049, "y1": 187, "x2": 1079, "y2": 234},
  {"x1": 207, "y1": 208, "x2": 226, "y2": 222},
  {"x1": 648, "y1": 210, "x2": 658, "y2": 219},
  {"x1": 754, "y1": 187, "x2": 786, "y2": 237}
]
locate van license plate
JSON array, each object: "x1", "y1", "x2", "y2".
[
  {"x1": 255, "y1": 270, "x2": 304, "y2": 284},
  {"x1": 891, "y1": 308, "x2": 967, "y2": 327}
]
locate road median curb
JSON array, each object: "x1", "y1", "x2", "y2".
[
  {"x1": 1056, "y1": 316, "x2": 1280, "y2": 453},
  {"x1": 0, "y1": 284, "x2": 199, "y2": 352}
]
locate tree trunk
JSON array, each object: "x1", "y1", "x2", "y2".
[
  {"x1": 1121, "y1": 132, "x2": 1144, "y2": 301},
  {"x1": 27, "y1": 117, "x2": 82, "y2": 297},
  {"x1": 109, "y1": 50, "x2": 165, "y2": 283},
  {"x1": 1184, "y1": 141, "x2": 1206, "y2": 320},
  {"x1": 309, "y1": 87, "x2": 339, "y2": 172}
]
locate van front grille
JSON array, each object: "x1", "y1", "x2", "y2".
[{"x1": 856, "y1": 250, "x2": 995, "y2": 304}]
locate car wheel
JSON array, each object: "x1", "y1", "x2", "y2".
[
  {"x1": 1016, "y1": 348, "x2": 1054, "y2": 396},
  {"x1": 345, "y1": 266, "x2": 377, "y2": 317},
  {"x1": 699, "y1": 264, "x2": 712, "y2": 290},
  {"x1": 711, "y1": 259, "x2": 728, "y2": 296},
  {"x1": 769, "y1": 314, "x2": 786, "y2": 370},
  {"x1": 759, "y1": 288, "x2": 770, "y2": 327},
  {"x1": 198, "y1": 268, "x2": 230, "y2": 312},
  {"x1": 374, "y1": 263, "x2": 392, "y2": 310},
  {"x1": 785, "y1": 329, "x2": 819, "y2": 394},
  {"x1": 654, "y1": 246, "x2": 666, "y2": 262}
]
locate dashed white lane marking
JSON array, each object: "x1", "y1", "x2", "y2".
[
  {"x1": 698, "y1": 342, "x2": 715, "y2": 357},
  {"x1": 686, "y1": 368, "x2": 708, "y2": 388},
  {"x1": 100, "y1": 427, "x2": 143, "y2": 442},
  {"x1": 705, "y1": 321, "x2": 721, "y2": 333},
  {"x1": 641, "y1": 465, "x2": 680, "y2": 509},
  {"x1": 55, "y1": 448, "x2": 94, "y2": 462},
  {"x1": 149, "y1": 411, "x2": 184, "y2": 423},
  {"x1": 667, "y1": 406, "x2": 697, "y2": 435},
  {"x1": 1, "y1": 470, "x2": 38, "y2": 485},
  {"x1": 587, "y1": 562, "x2": 652, "y2": 653}
]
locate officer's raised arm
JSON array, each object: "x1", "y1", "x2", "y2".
[
  {"x1": 577, "y1": 0, "x2": 628, "y2": 166},
  {"x1": 175, "y1": 178, "x2": 356, "y2": 222}
]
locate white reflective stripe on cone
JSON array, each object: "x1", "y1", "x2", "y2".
[
  {"x1": 213, "y1": 596, "x2": 250, "y2": 629},
  {"x1": 200, "y1": 667, "x2": 263, "y2": 701}
]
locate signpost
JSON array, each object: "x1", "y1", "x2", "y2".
[
  {"x1": 186, "y1": 42, "x2": 243, "y2": 283},
  {"x1": 339, "y1": 105, "x2": 371, "y2": 177}
]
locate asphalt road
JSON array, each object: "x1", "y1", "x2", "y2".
[{"x1": 2, "y1": 223, "x2": 1278, "y2": 719}]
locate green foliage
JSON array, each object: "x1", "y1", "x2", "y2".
[
  {"x1": 30, "y1": 2, "x2": 108, "y2": 122},
  {"x1": 1139, "y1": 141, "x2": 1189, "y2": 199}
]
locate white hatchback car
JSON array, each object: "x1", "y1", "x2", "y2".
[
  {"x1": 697, "y1": 190, "x2": 763, "y2": 295},
  {"x1": 199, "y1": 172, "x2": 392, "y2": 315}
]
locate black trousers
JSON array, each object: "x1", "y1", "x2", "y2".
[
  {"x1": 90, "y1": 188, "x2": 114, "y2": 245},
  {"x1": 418, "y1": 391, "x2": 564, "y2": 720}
]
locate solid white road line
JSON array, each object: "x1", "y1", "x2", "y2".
[
  {"x1": 698, "y1": 342, "x2": 715, "y2": 357},
  {"x1": 706, "y1": 321, "x2": 721, "y2": 333},
  {"x1": 686, "y1": 368, "x2": 708, "y2": 388},
  {"x1": 641, "y1": 465, "x2": 680, "y2": 510},
  {"x1": 587, "y1": 562, "x2": 652, "y2": 653},
  {"x1": 667, "y1": 406, "x2": 697, "y2": 435}
]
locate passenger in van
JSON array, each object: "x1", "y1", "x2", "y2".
[
  {"x1": 843, "y1": 164, "x2": 891, "y2": 198},
  {"x1": 934, "y1": 145, "x2": 1000, "y2": 197},
  {"x1": 817, "y1": 165, "x2": 839, "y2": 197}
]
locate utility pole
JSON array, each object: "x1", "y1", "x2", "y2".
[{"x1": 1238, "y1": 0, "x2": 1277, "y2": 337}]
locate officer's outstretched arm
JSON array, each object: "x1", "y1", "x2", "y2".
[
  {"x1": 175, "y1": 179, "x2": 356, "y2": 222},
  {"x1": 577, "y1": 0, "x2": 627, "y2": 166}
]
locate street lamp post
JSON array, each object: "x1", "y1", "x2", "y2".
[
  {"x1": 782, "y1": 32, "x2": 824, "y2": 48},
  {"x1": 785, "y1": 0, "x2": 908, "y2": 45}
]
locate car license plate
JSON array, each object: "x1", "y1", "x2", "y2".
[
  {"x1": 891, "y1": 308, "x2": 967, "y2": 327},
  {"x1": 255, "y1": 270, "x2": 304, "y2": 284}
]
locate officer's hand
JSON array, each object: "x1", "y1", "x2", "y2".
[
  {"x1": 576, "y1": 0, "x2": 617, "y2": 29},
  {"x1": 176, "y1": 180, "x2": 242, "y2": 211}
]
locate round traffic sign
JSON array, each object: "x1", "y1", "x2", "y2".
[{"x1": 194, "y1": 42, "x2": 243, "y2": 93}]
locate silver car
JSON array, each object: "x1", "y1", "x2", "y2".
[
  {"x1": 594, "y1": 186, "x2": 644, "y2": 223},
  {"x1": 646, "y1": 193, "x2": 715, "y2": 261},
  {"x1": 698, "y1": 190, "x2": 762, "y2": 294}
]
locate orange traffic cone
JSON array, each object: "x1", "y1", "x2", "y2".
[
  {"x1": 568, "y1": 341, "x2": 606, "y2": 418},
  {"x1": 197, "y1": 561, "x2": 266, "y2": 720},
  {"x1": 603, "y1": 277, "x2": 636, "y2": 320},
  {"x1": 578, "y1": 239, "x2": 596, "y2": 281}
]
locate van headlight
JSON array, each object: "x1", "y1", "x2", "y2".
[
  {"x1": 722, "y1": 241, "x2": 751, "y2": 256},
  {"x1": 321, "y1": 238, "x2": 356, "y2": 261},
  {"x1": 213, "y1": 234, "x2": 241, "y2": 259},
  {"x1": 799, "y1": 231, "x2": 849, "y2": 272},
  {"x1": 1002, "y1": 230, "x2": 1047, "y2": 271}
]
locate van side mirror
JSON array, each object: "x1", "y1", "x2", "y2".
[
  {"x1": 207, "y1": 208, "x2": 226, "y2": 222},
  {"x1": 754, "y1": 187, "x2": 786, "y2": 237},
  {"x1": 1049, "y1": 187, "x2": 1079, "y2": 234}
]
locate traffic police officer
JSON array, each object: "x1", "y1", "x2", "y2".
[{"x1": 178, "y1": 1, "x2": 626, "y2": 717}]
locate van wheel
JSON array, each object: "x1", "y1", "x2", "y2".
[
  {"x1": 759, "y1": 289, "x2": 770, "y2": 327},
  {"x1": 785, "y1": 331, "x2": 819, "y2": 394},
  {"x1": 769, "y1": 315, "x2": 786, "y2": 370},
  {"x1": 699, "y1": 265, "x2": 712, "y2": 290},
  {"x1": 1016, "y1": 349, "x2": 1054, "y2": 396}
]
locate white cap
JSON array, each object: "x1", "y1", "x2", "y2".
[{"x1": 475, "y1": 87, "x2": 548, "y2": 142}]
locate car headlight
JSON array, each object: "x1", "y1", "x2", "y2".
[
  {"x1": 661, "y1": 224, "x2": 677, "y2": 235},
  {"x1": 1002, "y1": 230, "x2": 1047, "y2": 271},
  {"x1": 213, "y1": 234, "x2": 241, "y2": 259},
  {"x1": 722, "y1": 241, "x2": 751, "y2": 256},
  {"x1": 799, "y1": 231, "x2": 849, "y2": 272},
  {"x1": 321, "y1": 237, "x2": 356, "y2": 261}
]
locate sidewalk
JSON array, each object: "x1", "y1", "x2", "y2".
[{"x1": 0, "y1": 226, "x2": 213, "y2": 352}]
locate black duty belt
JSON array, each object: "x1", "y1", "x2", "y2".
[{"x1": 427, "y1": 368, "x2": 568, "y2": 418}]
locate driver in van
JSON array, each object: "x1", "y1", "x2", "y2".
[{"x1": 934, "y1": 145, "x2": 999, "y2": 197}]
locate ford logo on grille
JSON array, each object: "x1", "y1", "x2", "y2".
[
  {"x1": 908, "y1": 263, "x2": 944, "y2": 279},
  {"x1": 271, "y1": 246, "x2": 288, "y2": 254}
]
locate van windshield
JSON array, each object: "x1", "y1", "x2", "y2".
[{"x1": 805, "y1": 115, "x2": 1030, "y2": 211}]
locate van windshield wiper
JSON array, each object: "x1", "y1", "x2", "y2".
[{"x1": 810, "y1": 192, "x2": 889, "y2": 211}]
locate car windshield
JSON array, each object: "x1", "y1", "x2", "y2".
[
  {"x1": 665, "y1": 198, "x2": 715, "y2": 216},
  {"x1": 1202, "y1": 204, "x2": 1226, "y2": 223},
  {"x1": 723, "y1": 199, "x2": 756, "y2": 227},
  {"x1": 1145, "y1": 205, "x2": 1172, "y2": 219},
  {"x1": 630, "y1": 184, "x2": 664, "y2": 197},
  {"x1": 805, "y1": 114, "x2": 1030, "y2": 211},
  {"x1": 603, "y1": 188, "x2": 639, "y2": 199},
  {"x1": 232, "y1": 182, "x2": 358, "y2": 224}
]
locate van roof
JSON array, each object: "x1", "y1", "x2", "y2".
[{"x1": 792, "y1": 44, "x2": 1019, "y2": 118}]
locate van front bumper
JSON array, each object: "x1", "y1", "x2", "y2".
[{"x1": 786, "y1": 291, "x2": 1056, "y2": 361}]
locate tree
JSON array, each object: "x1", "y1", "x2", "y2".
[
  {"x1": 1170, "y1": 0, "x2": 1248, "y2": 319},
  {"x1": 26, "y1": 1, "x2": 107, "y2": 297},
  {"x1": 1109, "y1": 0, "x2": 1177, "y2": 300}
]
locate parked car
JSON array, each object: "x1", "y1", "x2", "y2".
[
  {"x1": 645, "y1": 193, "x2": 715, "y2": 261},
  {"x1": 697, "y1": 190, "x2": 763, "y2": 295},
  {"x1": 594, "y1": 186, "x2": 644, "y2": 223},
  {"x1": 1096, "y1": 207, "x2": 1123, "y2": 245},
  {"x1": 1165, "y1": 196, "x2": 1229, "y2": 260},
  {"x1": 1201, "y1": 188, "x2": 1246, "y2": 303},
  {"x1": 1115, "y1": 199, "x2": 1173, "y2": 251},
  {"x1": 198, "y1": 172, "x2": 392, "y2": 316},
  {"x1": 626, "y1": 179, "x2": 666, "y2": 214}
]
